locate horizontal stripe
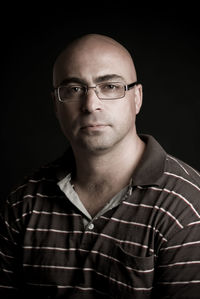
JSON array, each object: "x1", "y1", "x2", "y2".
[
  {"x1": 2, "y1": 268, "x2": 14, "y2": 273},
  {"x1": 25, "y1": 228, "x2": 155, "y2": 253},
  {"x1": 30, "y1": 210, "x2": 80, "y2": 217},
  {"x1": 24, "y1": 264, "x2": 152, "y2": 291},
  {"x1": 0, "y1": 234, "x2": 17, "y2": 246},
  {"x1": 9, "y1": 179, "x2": 56, "y2": 196},
  {"x1": 4, "y1": 221, "x2": 19, "y2": 234},
  {"x1": 158, "y1": 261, "x2": 200, "y2": 268},
  {"x1": 0, "y1": 285, "x2": 16, "y2": 289},
  {"x1": 160, "y1": 240, "x2": 200, "y2": 251},
  {"x1": 26, "y1": 282, "x2": 113, "y2": 296},
  {"x1": 9, "y1": 183, "x2": 27, "y2": 195},
  {"x1": 85, "y1": 231, "x2": 155, "y2": 253},
  {"x1": 101, "y1": 216, "x2": 167, "y2": 242},
  {"x1": 0, "y1": 250, "x2": 14, "y2": 259},
  {"x1": 144, "y1": 186, "x2": 200, "y2": 219},
  {"x1": 164, "y1": 171, "x2": 200, "y2": 192},
  {"x1": 158, "y1": 280, "x2": 200, "y2": 285},
  {"x1": 59, "y1": 285, "x2": 153, "y2": 291},
  {"x1": 167, "y1": 155, "x2": 189, "y2": 175},
  {"x1": 26, "y1": 228, "x2": 82, "y2": 234},
  {"x1": 188, "y1": 220, "x2": 200, "y2": 226},
  {"x1": 11, "y1": 193, "x2": 65, "y2": 208},
  {"x1": 124, "y1": 199, "x2": 184, "y2": 229},
  {"x1": 23, "y1": 246, "x2": 154, "y2": 273},
  {"x1": 29, "y1": 178, "x2": 55, "y2": 183},
  {"x1": 23, "y1": 193, "x2": 64, "y2": 199},
  {"x1": 15, "y1": 210, "x2": 81, "y2": 222},
  {"x1": 187, "y1": 164, "x2": 200, "y2": 177}
]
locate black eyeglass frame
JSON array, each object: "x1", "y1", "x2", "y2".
[{"x1": 54, "y1": 81, "x2": 138, "y2": 102}]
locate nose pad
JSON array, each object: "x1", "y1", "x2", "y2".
[{"x1": 87, "y1": 86, "x2": 99, "y2": 98}]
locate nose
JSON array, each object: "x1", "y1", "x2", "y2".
[{"x1": 81, "y1": 87, "x2": 102, "y2": 113}]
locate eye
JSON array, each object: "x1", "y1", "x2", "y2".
[
  {"x1": 100, "y1": 82, "x2": 122, "y2": 92},
  {"x1": 68, "y1": 85, "x2": 84, "y2": 93},
  {"x1": 59, "y1": 85, "x2": 86, "y2": 101},
  {"x1": 104, "y1": 83, "x2": 117, "y2": 89}
]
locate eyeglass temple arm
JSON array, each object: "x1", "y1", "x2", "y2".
[{"x1": 126, "y1": 82, "x2": 138, "y2": 91}]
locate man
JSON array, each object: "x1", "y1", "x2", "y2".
[{"x1": 0, "y1": 34, "x2": 200, "y2": 298}]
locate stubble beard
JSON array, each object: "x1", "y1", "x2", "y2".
[
  {"x1": 74, "y1": 125, "x2": 131, "y2": 154},
  {"x1": 76, "y1": 130, "x2": 115, "y2": 153}
]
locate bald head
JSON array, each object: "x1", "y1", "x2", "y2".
[{"x1": 53, "y1": 34, "x2": 137, "y2": 88}]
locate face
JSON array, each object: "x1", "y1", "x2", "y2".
[{"x1": 53, "y1": 36, "x2": 143, "y2": 155}]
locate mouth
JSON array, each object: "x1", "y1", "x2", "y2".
[{"x1": 81, "y1": 123, "x2": 108, "y2": 131}]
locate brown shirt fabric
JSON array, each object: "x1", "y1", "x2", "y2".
[{"x1": 0, "y1": 135, "x2": 200, "y2": 298}]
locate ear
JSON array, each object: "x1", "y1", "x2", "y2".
[{"x1": 134, "y1": 84, "x2": 143, "y2": 115}]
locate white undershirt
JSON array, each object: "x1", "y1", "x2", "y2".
[{"x1": 57, "y1": 173, "x2": 132, "y2": 228}]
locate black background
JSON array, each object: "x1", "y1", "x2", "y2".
[{"x1": 1, "y1": 4, "x2": 200, "y2": 199}]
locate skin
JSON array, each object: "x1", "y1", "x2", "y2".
[{"x1": 53, "y1": 34, "x2": 145, "y2": 216}]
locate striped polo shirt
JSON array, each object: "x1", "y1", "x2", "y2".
[{"x1": 0, "y1": 134, "x2": 200, "y2": 298}]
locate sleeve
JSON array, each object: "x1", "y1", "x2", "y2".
[
  {"x1": 153, "y1": 223, "x2": 200, "y2": 298},
  {"x1": 0, "y1": 197, "x2": 23, "y2": 297}
]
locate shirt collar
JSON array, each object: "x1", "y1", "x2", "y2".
[{"x1": 131, "y1": 134, "x2": 166, "y2": 186}]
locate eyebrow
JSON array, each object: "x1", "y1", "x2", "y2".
[
  {"x1": 60, "y1": 77, "x2": 86, "y2": 86},
  {"x1": 94, "y1": 74, "x2": 126, "y2": 83},
  {"x1": 59, "y1": 74, "x2": 126, "y2": 86}
]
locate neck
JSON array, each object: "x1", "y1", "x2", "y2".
[{"x1": 72, "y1": 134, "x2": 145, "y2": 190}]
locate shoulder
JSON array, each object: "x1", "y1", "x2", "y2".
[
  {"x1": 158, "y1": 154, "x2": 200, "y2": 227},
  {"x1": 138, "y1": 135, "x2": 200, "y2": 228},
  {"x1": 164, "y1": 154, "x2": 200, "y2": 190},
  {"x1": 0, "y1": 150, "x2": 75, "y2": 230},
  {"x1": 5, "y1": 149, "x2": 74, "y2": 207}
]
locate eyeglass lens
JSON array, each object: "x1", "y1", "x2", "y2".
[{"x1": 58, "y1": 82, "x2": 125, "y2": 101}]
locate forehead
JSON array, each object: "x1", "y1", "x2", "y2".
[{"x1": 53, "y1": 37, "x2": 136, "y2": 87}]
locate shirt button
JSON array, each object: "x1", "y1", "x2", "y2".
[{"x1": 88, "y1": 223, "x2": 94, "y2": 230}]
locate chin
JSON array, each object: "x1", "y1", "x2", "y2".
[
  {"x1": 77, "y1": 138, "x2": 115, "y2": 154},
  {"x1": 82, "y1": 143, "x2": 111, "y2": 153}
]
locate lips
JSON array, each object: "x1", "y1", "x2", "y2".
[{"x1": 81, "y1": 123, "x2": 107, "y2": 129}]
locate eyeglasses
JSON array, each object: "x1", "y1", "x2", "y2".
[{"x1": 54, "y1": 81, "x2": 138, "y2": 102}]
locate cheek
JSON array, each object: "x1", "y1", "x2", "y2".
[
  {"x1": 115, "y1": 99, "x2": 136, "y2": 122},
  {"x1": 126, "y1": 97, "x2": 138, "y2": 121},
  {"x1": 56, "y1": 104, "x2": 79, "y2": 136},
  {"x1": 121, "y1": 101, "x2": 137, "y2": 130}
]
